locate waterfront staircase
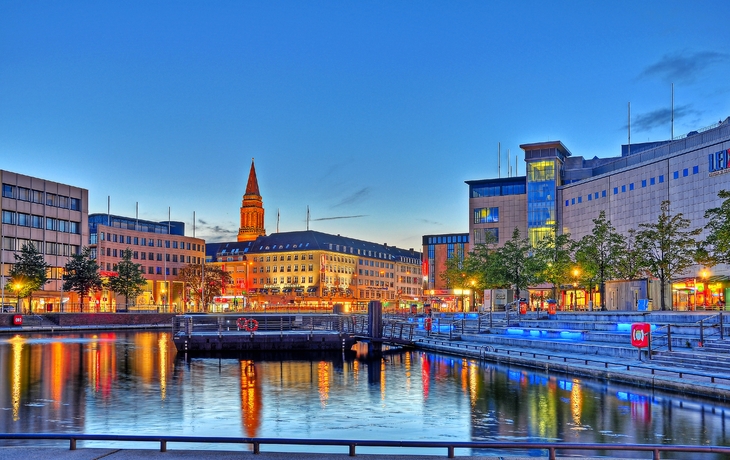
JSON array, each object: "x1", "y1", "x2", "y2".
[{"x1": 437, "y1": 311, "x2": 730, "y2": 371}]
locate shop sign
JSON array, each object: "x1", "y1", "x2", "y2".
[{"x1": 709, "y1": 149, "x2": 730, "y2": 177}]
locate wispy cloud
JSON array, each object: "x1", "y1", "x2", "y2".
[
  {"x1": 419, "y1": 218, "x2": 442, "y2": 225},
  {"x1": 628, "y1": 104, "x2": 697, "y2": 132},
  {"x1": 639, "y1": 51, "x2": 728, "y2": 84},
  {"x1": 331, "y1": 187, "x2": 370, "y2": 208}
]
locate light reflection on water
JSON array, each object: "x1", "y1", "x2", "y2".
[{"x1": 0, "y1": 331, "x2": 729, "y2": 458}]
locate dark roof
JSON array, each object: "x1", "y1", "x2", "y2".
[
  {"x1": 207, "y1": 241, "x2": 254, "y2": 259},
  {"x1": 242, "y1": 230, "x2": 421, "y2": 260}
]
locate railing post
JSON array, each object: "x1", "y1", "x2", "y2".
[
  {"x1": 667, "y1": 325, "x2": 672, "y2": 351},
  {"x1": 160, "y1": 440, "x2": 167, "y2": 452},
  {"x1": 447, "y1": 445, "x2": 455, "y2": 458},
  {"x1": 653, "y1": 448, "x2": 660, "y2": 460},
  {"x1": 349, "y1": 443, "x2": 356, "y2": 456},
  {"x1": 721, "y1": 313, "x2": 725, "y2": 340},
  {"x1": 548, "y1": 446, "x2": 556, "y2": 460},
  {"x1": 253, "y1": 442, "x2": 260, "y2": 454},
  {"x1": 648, "y1": 331, "x2": 652, "y2": 360},
  {"x1": 700, "y1": 319, "x2": 705, "y2": 346},
  {"x1": 478, "y1": 314, "x2": 481, "y2": 333},
  {"x1": 69, "y1": 438, "x2": 76, "y2": 450}
]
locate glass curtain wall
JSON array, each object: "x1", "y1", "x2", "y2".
[{"x1": 526, "y1": 160, "x2": 558, "y2": 246}]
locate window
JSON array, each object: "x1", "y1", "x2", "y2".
[
  {"x1": 69, "y1": 197, "x2": 80, "y2": 211},
  {"x1": 642, "y1": 180, "x2": 647, "y2": 187},
  {"x1": 629, "y1": 183, "x2": 634, "y2": 191},
  {"x1": 46, "y1": 217, "x2": 56, "y2": 230},
  {"x1": 577, "y1": 196, "x2": 582, "y2": 203},
  {"x1": 141, "y1": 252, "x2": 146, "y2": 260},
  {"x1": 602, "y1": 190, "x2": 606, "y2": 197},
  {"x1": 587, "y1": 194, "x2": 592, "y2": 201},
  {"x1": 46, "y1": 193, "x2": 57, "y2": 206},
  {"x1": 2, "y1": 184, "x2": 14, "y2": 198},
  {"x1": 673, "y1": 171, "x2": 679, "y2": 179},
  {"x1": 683, "y1": 168, "x2": 689, "y2": 177},
  {"x1": 659, "y1": 175, "x2": 664, "y2": 183},
  {"x1": 613, "y1": 187, "x2": 618, "y2": 195},
  {"x1": 173, "y1": 241, "x2": 178, "y2": 249},
  {"x1": 17, "y1": 213, "x2": 30, "y2": 227},
  {"x1": 621, "y1": 185, "x2": 626, "y2": 193},
  {"x1": 650, "y1": 177, "x2": 655, "y2": 185},
  {"x1": 693, "y1": 165, "x2": 699, "y2": 174},
  {"x1": 17, "y1": 187, "x2": 30, "y2": 201},
  {"x1": 2, "y1": 211, "x2": 15, "y2": 225},
  {"x1": 473, "y1": 207, "x2": 499, "y2": 223}
]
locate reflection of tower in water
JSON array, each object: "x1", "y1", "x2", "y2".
[{"x1": 240, "y1": 360, "x2": 261, "y2": 438}]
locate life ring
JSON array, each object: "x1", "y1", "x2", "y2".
[
  {"x1": 244, "y1": 318, "x2": 259, "y2": 332},
  {"x1": 424, "y1": 318, "x2": 432, "y2": 331},
  {"x1": 236, "y1": 317, "x2": 247, "y2": 329}
]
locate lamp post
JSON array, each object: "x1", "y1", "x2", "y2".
[
  {"x1": 572, "y1": 268, "x2": 580, "y2": 311},
  {"x1": 701, "y1": 268, "x2": 709, "y2": 308}
]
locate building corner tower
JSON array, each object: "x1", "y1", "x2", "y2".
[{"x1": 237, "y1": 159, "x2": 266, "y2": 242}]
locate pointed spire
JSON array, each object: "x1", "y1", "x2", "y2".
[{"x1": 245, "y1": 158, "x2": 260, "y2": 196}]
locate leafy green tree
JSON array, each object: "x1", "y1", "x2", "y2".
[
  {"x1": 574, "y1": 211, "x2": 624, "y2": 310},
  {"x1": 63, "y1": 247, "x2": 103, "y2": 313},
  {"x1": 8, "y1": 243, "x2": 50, "y2": 313},
  {"x1": 491, "y1": 228, "x2": 542, "y2": 302},
  {"x1": 613, "y1": 228, "x2": 646, "y2": 281},
  {"x1": 703, "y1": 190, "x2": 730, "y2": 266},
  {"x1": 636, "y1": 201, "x2": 701, "y2": 311},
  {"x1": 108, "y1": 248, "x2": 147, "y2": 310},
  {"x1": 533, "y1": 227, "x2": 575, "y2": 305},
  {"x1": 463, "y1": 232, "x2": 502, "y2": 294},
  {"x1": 178, "y1": 264, "x2": 232, "y2": 310}
]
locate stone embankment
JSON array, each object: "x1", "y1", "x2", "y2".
[{"x1": 417, "y1": 310, "x2": 730, "y2": 401}]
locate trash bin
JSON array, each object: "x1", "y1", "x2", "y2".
[{"x1": 547, "y1": 300, "x2": 557, "y2": 319}]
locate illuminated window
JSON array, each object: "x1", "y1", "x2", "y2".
[{"x1": 473, "y1": 207, "x2": 499, "y2": 223}]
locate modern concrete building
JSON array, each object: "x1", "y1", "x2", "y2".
[
  {"x1": 466, "y1": 117, "x2": 730, "y2": 310},
  {"x1": 88, "y1": 214, "x2": 205, "y2": 311},
  {"x1": 1, "y1": 170, "x2": 88, "y2": 312}
]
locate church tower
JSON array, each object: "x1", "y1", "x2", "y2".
[{"x1": 237, "y1": 159, "x2": 266, "y2": 242}]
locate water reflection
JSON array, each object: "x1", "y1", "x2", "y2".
[{"x1": 0, "y1": 331, "x2": 729, "y2": 457}]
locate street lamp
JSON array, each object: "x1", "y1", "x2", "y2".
[
  {"x1": 572, "y1": 268, "x2": 580, "y2": 311},
  {"x1": 701, "y1": 268, "x2": 710, "y2": 308}
]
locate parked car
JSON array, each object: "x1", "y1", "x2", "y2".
[{"x1": 2, "y1": 305, "x2": 16, "y2": 313}]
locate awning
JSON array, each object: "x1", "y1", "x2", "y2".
[{"x1": 307, "y1": 286, "x2": 318, "y2": 292}]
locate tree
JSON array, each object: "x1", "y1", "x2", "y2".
[
  {"x1": 613, "y1": 228, "x2": 646, "y2": 281},
  {"x1": 703, "y1": 190, "x2": 730, "y2": 266},
  {"x1": 8, "y1": 243, "x2": 50, "y2": 313},
  {"x1": 178, "y1": 263, "x2": 232, "y2": 310},
  {"x1": 574, "y1": 211, "x2": 624, "y2": 310},
  {"x1": 533, "y1": 227, "x2": 575, "y2": 305},
  {"x1": 108, "y1": 248, "x2": 147, "y2": 310},
  {"x1": 636, "y1": 201, "x2": 701, "y2": 311},
  {"x1": 63, "y1": 247, "x2": 103, "y2": 313},
  {"x1": 490, "y1": 228, "x2": 541, "y2": 302}
]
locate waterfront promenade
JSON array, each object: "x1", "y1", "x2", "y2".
[{"x1": 0, "y1": 447, "x2": 608, "y2": 460}]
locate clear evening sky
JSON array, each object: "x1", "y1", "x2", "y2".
[{"x1": 1, "y1": 1, "x2": 729, "y2": 250}]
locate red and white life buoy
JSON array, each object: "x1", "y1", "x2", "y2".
[
  {"x1": 244, "y1": 318, "x2": 259, "y2": 332},
  {"x1": 236, "y1": 317, "x2": 247, "y2": 330}
]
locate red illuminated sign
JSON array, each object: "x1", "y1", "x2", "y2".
[{"x1": 631, "y1": 323, "x2": 650, "y2": 348}]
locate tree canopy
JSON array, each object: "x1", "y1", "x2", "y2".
[
  {"x1": 8, "y1": 243, "x2": 49, "y2": 310},
  {"x1": 636, "y1": 201, "x2": 701, "y2": 311},
  {"x1": 178, "y1": 264, "x2": 232, "y2": 310},
  {"x1": 107, "y1": 248, "x2": 147, "y2": 309},
  {"x1": 63, "y1": 247, "x2": 103, "y2": 313}
]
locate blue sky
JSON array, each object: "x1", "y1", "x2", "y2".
[{"x1": 2, "y1": 1, "x2": 729, "y2": 251}]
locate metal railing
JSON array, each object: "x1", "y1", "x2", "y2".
[{"x1": 2, "y1": 433, "x2": 730, "y2": 459}]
